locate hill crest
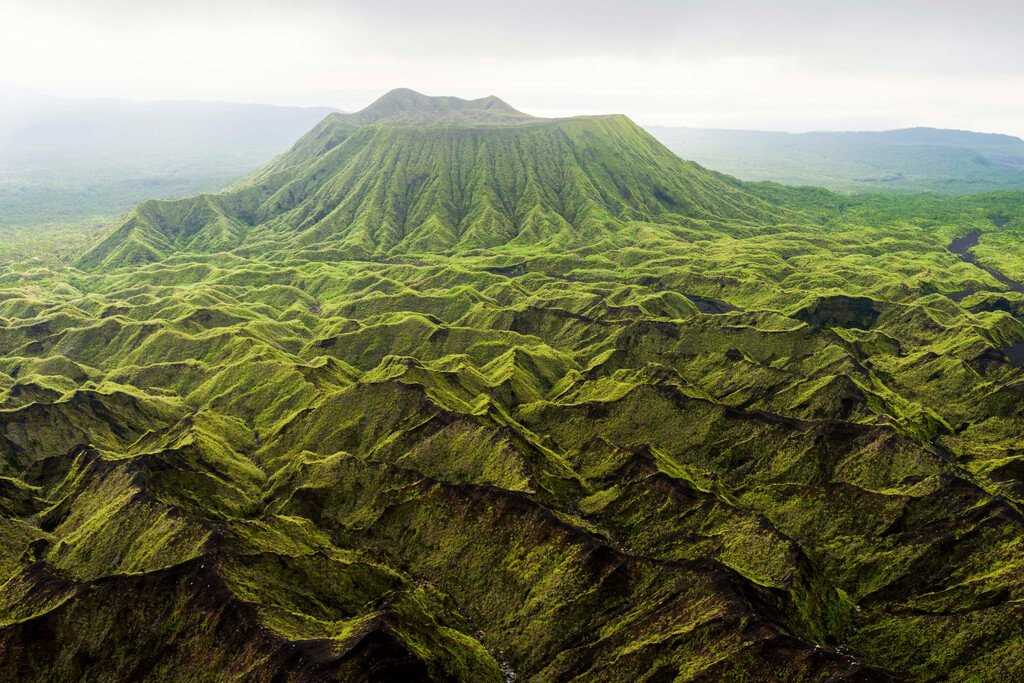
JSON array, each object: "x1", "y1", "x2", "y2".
[
  {"x1": 350, "y1": 88, "x2": 532, "y2": 125},
  {"x1": 648, "y1": 124, "x2": 1024, "y2": 193}
]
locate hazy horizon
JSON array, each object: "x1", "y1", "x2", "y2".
[
  {"x1": 2, "y1": 1, "x2": 1023, "y2": 136},
  {"x1": 4, "y1": 85, "x2": 1024, "y2": 140}
]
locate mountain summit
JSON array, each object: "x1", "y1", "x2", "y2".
[
  {"x1": 78, "y1": 91, "x2": 776, "y2": 269},
  {"x1": 351, "y1": 88, "x2": 531, "y2": 124}
]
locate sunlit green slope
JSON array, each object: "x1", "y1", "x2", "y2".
[
  {"x1": 79, "y1": 89, "x2": 777, "y2": 269},
  {"x1": 3, "y1": 90, "x2": 1024, "y2": 681}
]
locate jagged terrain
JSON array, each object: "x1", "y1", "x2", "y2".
[{"x1": 3, "y1": 90, "x2": 1024, "y2": 681}]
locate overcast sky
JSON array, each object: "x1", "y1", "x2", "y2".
[{"x1": 3, "y1": 0, "x2": 1023, "y2": 135}]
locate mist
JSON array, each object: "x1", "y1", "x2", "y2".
[{"x1": 3, "y1": 0, "x2": 1023, "y2": 134}]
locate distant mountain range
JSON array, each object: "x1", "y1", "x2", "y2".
[
  {"x1": 5, "y1": 89, "x2": 1024, "y2": 231},
  {"x1": 0, "y1": 90, "x2": 335, "y2": 226},
  {"x1": 648, "y1": 126, "x2": 1024, "y2": 194}
]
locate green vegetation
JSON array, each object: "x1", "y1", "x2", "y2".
[
  {"x1": 3, "y1": 89, "x2": 1024, "y2": 680},
  {"x1": 650, "y1": 126, "x2": 1024, "y2": 194}
]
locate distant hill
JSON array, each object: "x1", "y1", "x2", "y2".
[
  {"x1": 0, "y1": 91, "x2": 336, "y2": 226},
  {"x1": 79, "y1": 89, "x2": 777, "y2": 268},
  {"x1": 647, "y1": 125, "x2": 1024, "y2": 194},
  {"x1": 9, "y1": 91, "x2": 1024, "y2": 232}
]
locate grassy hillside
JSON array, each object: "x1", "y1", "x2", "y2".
[
  {"x1": 79, "y1": 96, "x2": 779, "y2": 269},
  {"x1": 3, "y1": 90, "x2": 1024, "y2": 680},
  {"x1": 649, "y1": 126, "x2": 1024, "y2": 194}
]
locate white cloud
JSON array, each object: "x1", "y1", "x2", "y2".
[{"x1": 2, "y1": 0, "x2": 1023, "y2": 135}]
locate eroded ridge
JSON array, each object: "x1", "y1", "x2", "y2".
[{"x1": 3, "y1": 91, "x2": 1024, "y2": 680}]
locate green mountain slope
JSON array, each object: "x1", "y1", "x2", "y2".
[
  {"x1": 649, "y1": 125, "x2": 1024, "y2": 194},
  {"x1": 80, "y1": 91, "x2": 778, "y2": 269},
  {"x1": 4, "y1": 90, "x2": 1024, "y2": 681}
]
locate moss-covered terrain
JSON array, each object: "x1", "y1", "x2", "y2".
[{"x1": 3, "y1": 90, "x2": 1024, "y2": 681}]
